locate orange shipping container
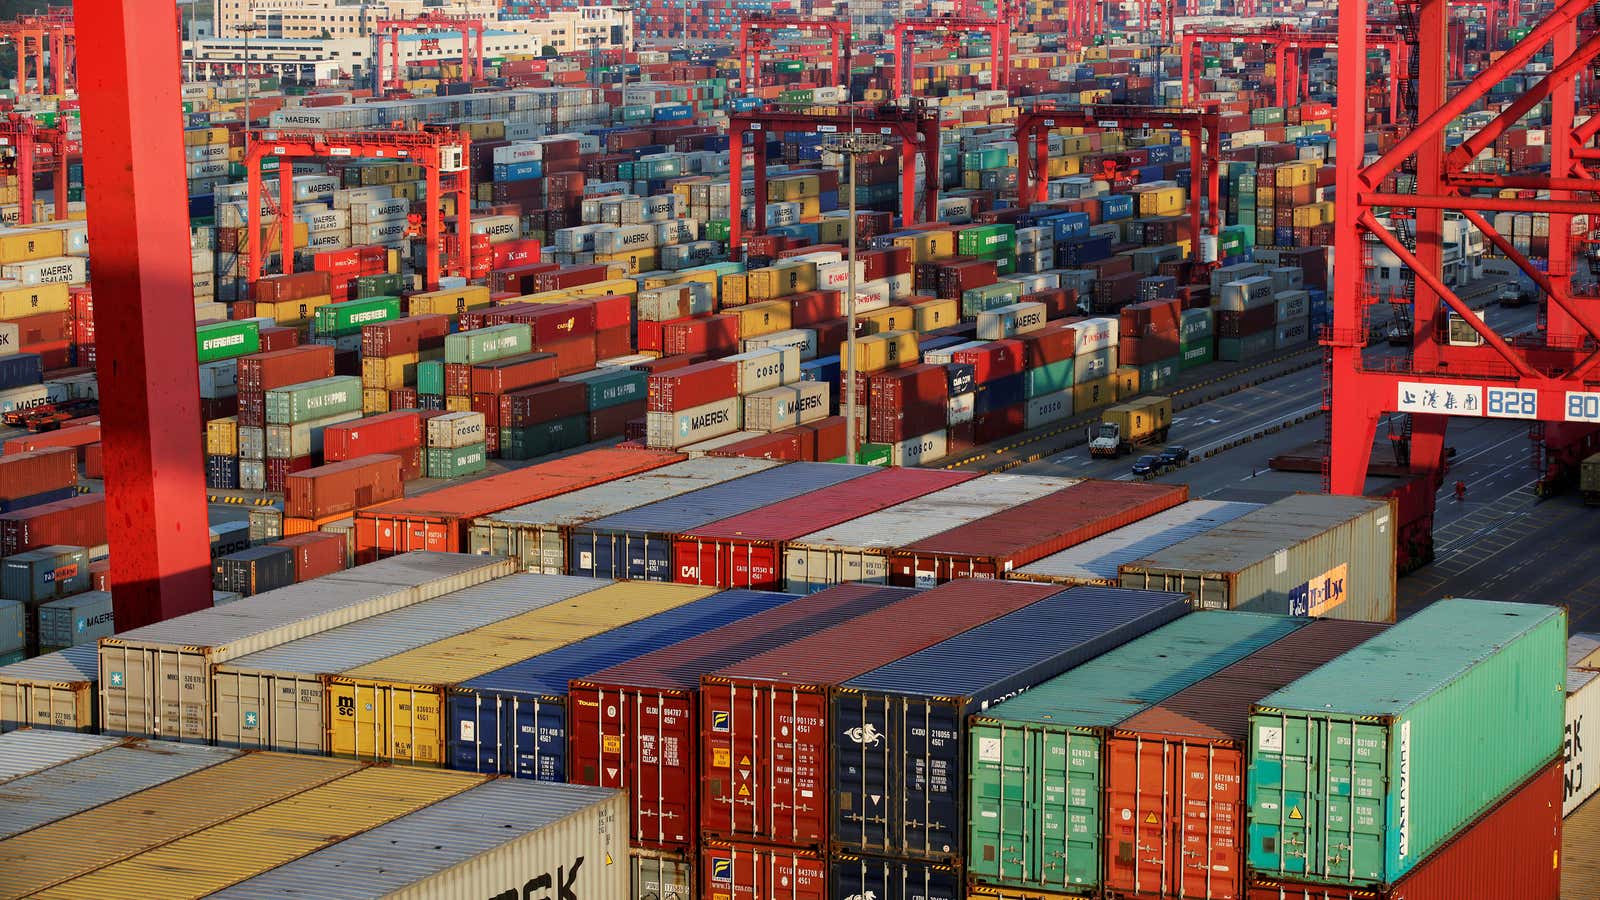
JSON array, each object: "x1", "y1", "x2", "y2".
[
  {"x1": 3, "y1": 423, "x2": 99, "y2": 455},
  {"x1": 352, "y1": 446, "x2": 683, "y2": 559}
]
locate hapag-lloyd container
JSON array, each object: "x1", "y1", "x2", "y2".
[
  {"x1": 1249, "y1": 760, "x2": 1563, "y2": 900},
  {"x1": 326, "y1": 582, "x2": 716, "y2": 766},
  {"x1": 99, "y1": 552, "x2": 514, "y2": 742},
  {"x1": 892, "y1": 480, "x2": 1189, "y2": 586},
  {"x1": 967, "y1": 612, "x2": 1309, "y2": 895},
  {"x1": 1119, "y1": 494, "x2": 1399, "y2": 621},
  {"x1": 832, "y1": 852, "x2": 963, "y2": 900},
  {"x1": 783, "y1": 475, "x2": 1080, "y2": 593},
  {"x1": 701, "y1": 580, "x2": 1064, "y2": 850},
  {"x1": 568, "y1": 583, "x2": 911, "y2": 852},
  {"x1": 1104, "y1": 619, "x2": 1388, "y2": 900},
  {"x1": 675, "y1": 468, "x2": 975, "y2": 590},
  {"x1": 449, "y1": 589, "x2": 798, "y2": 783},
  {"x1": 1247, "y1": 599, "x2": 1566, "y2": 888},
  {"x1": 831, "y1": 586, "x2": 1191, "y2": 863},
  {"x1": 469, "y1": 458, "x2": 783, "y2": 573},
  {"x1": 1010, "y1": 500, "x2": 1262, "y2": 586},
  {"x1": 0, "y1": 644, "x2": 98, "y2": 732},
  {"x1": 212, "y1": 574, "x2": 613, "y2": 753},
  {"x1": 569, "y1": 462, "x2": 877, "y2": 582},
  {"x1": 207, "y1": 780, "x2": 628, "y2": 900},
  {"x1": 699, "y1": 840, "x2": 828, "y2": 900}
]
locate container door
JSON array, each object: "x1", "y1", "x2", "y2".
[
  {"x1": 702, "y1": 679, "x2": 757, "y2": 839},
  {"x1": 160, "y1": 648, "x2": 211, "y2": 742},
  {"x1": 446, "y1": 691, "x2": 495, "y2": 774},
  {"x1": 967, "y1": 722, "x2": 1037, "y2": 886},
  {"x1": 98, "y1": 645, "x2": 153, "y2": 736},
  {"x1": 274, "y1": 673, "x2": 327, "y2": 754},
  {"x1": 327, "y1": 679, "x2": 382, "y2": 760},
  {"x1": 1176, "y1": 742, "x2": 1244, "y2": 900},
  {"x1": 765, "y1": 684, "x2": 831, "y2": 846},
  {"x1": 537, "y1": 527, "x2": 565, "y2": 574},
  {"x1": 632, "y1": 688, "x2": 698, "y2": 849},
  {"x1": 524, "y1": 698, "x2": 568, "y2": 782},
  {"x1": 897, "y1": 698, "x2": 965, "y2": 860},
  {"x1": 701, "y1": 844, "x2": 828, "y2": 900},
  {"x1": 631, "y1": 849, "x2": 693, "y2": 900},
  {"x1": 726, "y1": 543, "x2": 778, "y2": 591},
  {"x1": 1040, "y1": 729, "x2": 1103, "y2": 891},
  {"x1": 1104, "y1": 734, "x2": 1174, "y2": 897},
  {"x1": 835, "y1": 689, "x2": 895, "y2": 853}
]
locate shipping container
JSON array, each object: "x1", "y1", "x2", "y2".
[
  {"x1": 831, "y1": 852, "x2": 963, "y2": 900},
  {"x1": 1009, "y1": 500, "x2": 1261, "y2": 586},
  {"x1": 831, "y1": 586, "x2": 1192, "y2": 863},
  {"x1": 568, "y1": 583, "x2": 910, "y2": 851},
  {"x1": 469, "y1": 458, "x2": 781, "y2": 573},
  {"x1": 892, "y1": 480, "x2": 1188, "y2": 586},
  {"x1": 967, "y1": 612, "x2": 1310, "y2": 895},
  {"x1": 0, "y1": 728, "x2": 121, "y2": 781},
  {"x1": 355, "y1": 447, "x2": 683, "y2": 558},
  {"x1": 0, "y1": 644, "x2": 97, "y2": 732},
  {"x1": 37, "y1": 590, "x2": 115, "y2": 650},
  {"x1": 699, "y1": 840, "x2": 828, "y2": 900},
  {"x1": 326, "y1": 582, "x2": 715, "y2": 766},
  {"x1": 677, "y1": 468, "x2": 974, "y2": 591},
  {"x1": 206, "y1": 780, "x2": 627, "y2": 900},
  {"x1": 283, "y1": 454, "x2": 403, "y2": 521},
  {"x1": 1568, "y1": 648, "x2": 1600, "y2": 814},
  {"x1": 1565, "y1": 790, "x2": 1600, "y2": 898},
  {"x1": 703, "y1": 579, "x2": 1073, "y2": 850},
  {"x1": 1118, "y1": 494, "x2": 1398, "y2": 621},
  {"x1": 100, "y1": 552, "x2": 513, "y2": 742},
  {"x1": 449, "y1": 588, "x2": 799, "y2": 782},
  {"x1": 783, "y1": 474, "x2": 1078, "y2": 593},
  {"x1": 1104, "y1": 619, "x2": 1389, "y2": 900},
  {"x1": 569, "y1": 462, "x2": 875, "y2": 581},
  {"x1": 1246, "y1": 599, "x2": 1565, "y2": 887}
]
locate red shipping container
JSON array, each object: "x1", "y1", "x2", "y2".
[
  {"x1": 648, "y1": 360, "x2": 739, "y2": 412},
  {"x1": 81, "y1": 442, "x2": 102, "y2": 479},
  {"x1": 594, "y1": 325, "x2": 632, "y2": 361},
  {"x1": 500, "y1": 381, "x2": 589, "y2": 428},
  {"x1": 952, "y1": 340, "x2": 1025, "y2": 384},
  {"x1": 891, "y1": 479, "x2": 1189, "y2": 584},
  {"x1": 388, "y1": 388, "x2": 418, "y2": 411},
  {"x1": 489, "y1": 237, "x2": 541, "y2": 269},
  {"x1": 568, "y1": 583, "x2": 911, "y2": 852},
  {"x1": 663, "y1": 315, "x2": 740, "y2": 356},
  {"x1": 3, "y1": 423, "x2": 99, "y2": 455},
  {"x1": 25, "y1": 340, "x2": 70, "y2": 371},
  {"x1": 272, "y1": 531, "x2": 349, "y2": 581},
  {"x1": 786, "y1": 290, "x2": 837, "y2": 327},
  {"x1": 488, "y1": 262, "x2": 560, "y2": 295},
  {"x1": 698, "y1": 842, "x2": 827, "y2": 900},
  {"x1": 700, "y1": 578, "x2": 1054, "y2": 849},
  {"x1": 584, "y1": 293, "x2": 633, "y2": 331},
  {"x1": 9, "y1": 310, "x2": 71, "y2": 345},
  {"x1": 470, "y1": 352, "x2": 559, "y2": 395},
  {"x1": 265, "y1": 456, "x2": 313, "y2": 493},
  {"x1": 257, "y1": 326, "x2": 300, "y2": 352},
  {"x1": 1105, "y1": 619, "x2": 1389, "y2": 900},
  {"x1": 808, "y1": 416, "x2": 848, "y2": 461},
  {"x1": 868, "y1": 365, "x2": 950, "y2": 445},
  {"x1": 589, "y1": 400, "x2": 646, "y2": 442},
  {"x1": 322, "y1": 411, "x2": 422, "y2": 463},
  {"x1": 533, "y1": 264, "x2": 610, "y2": 293},
  {"x1": 282, "y1": 454, "x2": 404, "y2": 520},
  {"x1": 236, "y1": 345, "x2": 337, "y2": 393},
  {"x1": 0, "y1": 447, "x2": 76, "y2": 500},
  {"x1": 636, "y1": 319, "x2": 668, "y2": 353},
  {"x1": 361, "y1": 315, "x2": 449, "y2": 358},
  {"x1": 0, "y1": 494, "x2": 105, "y2": 556},
  {"x1": 252, "y1": 271, "x2": 331, "y2": 303},
  {"x1": 675, "y1": 468, "x2": 972, "y2": 591},
  {"x1": 1118, "y1": 332, "x2": 1182, "y2": 367},
  {"x1": 1248, "y1": 759, "x2": 1561, "y2": 900},
  {"x1": 89, "y1": 557, "x2": 108, "y2": 591},
  {"x1": 705, "y1": 430, "x2": 806, "y2": 461},
  {"x1": 1018, "y1": 321, "x2": 1079, "y2": 368},
  {"x1": 353, "y1": 447, "x2": 681, "y2": 559},
  {"x1": 540, "y1": 336, "x2": 599, "y2": 376},
  {"x1": 630, "y1": 354, "x2": 706, "y2": 375}
]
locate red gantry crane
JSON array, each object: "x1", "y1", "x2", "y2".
[
  {"x1": 889, "y1": 13, "x2": 1012, "y2": 96},
  {"x1": 727, "y1": 104, "x2": 942, "y2": 249},
  {"x1": 738, "y1": 15, "x2": 854, "y2": 93},
  {"x1": 0, "y1": 113, "x2": 74, "y2": 224},
  {"x1": 374, "y1": 13, "x2": 487, "y2": 96},
  {"x1": 0, "y1": 9, "x2": 75, "y2": 99},
  {"x1": 1180, "y1": 25, "x2": 1412, "y2": 124},
  {"x1": 1325, "y1": 0, "x2": 1600, "y2": 505},
  {"x1": 1013, "y1": 103, "x2": 1223, "y2": 265},
  {"x1": 244, "y1": 127, "x2": 473, "y2": 290}
]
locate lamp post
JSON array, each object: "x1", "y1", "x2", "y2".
[{"x1": 820, "y1": 128, "x2": 890, "y2": 463}]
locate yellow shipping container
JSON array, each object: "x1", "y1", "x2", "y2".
[
  {"x1": 326, "y1": 583, "x2": 715, "y2": 765},
  {"x1": 255, "y1": 293, "x2": 334, "y2": 326},
  {"x1": 461, "y1": 121, "x2": 505, "y2": 142},
  {"x1": 769, "y1": 174, "x2": 820, "y2": 201},
  {"x1": 562, "y1": 275, "x2": 636, "y2": 299},
  {"x1": 910, "y1": 297, "x2": 960, "y2": 332},
  {"x1": 733, "y1": 299, "x2": 793, "y2": 339},
  {"x1": 1073, "y1": 374, "x2": 1117, "y2": 414},
  {"x1": 362, "y1": 388, "x2": 392, "y2": 414},
  {"x1": 0, "y1": 753, "x2": 363, "y2": 897},
  {"x1": 362, "y1": 352, "x2": 418, "y2": 391},
  {"x1": 892, "y1": 230, "x2": 956, "y2": 264},
  {"x1": 747, "y1": 261, "x2": 817, "y2": 300},
  {"x1": 34, "y1": 765, "x2": 485, "y2": 900},
  {"x1": 1137, "y1": 186, "x2": 1187, "y2": 216},
  {"x1": 816, "y1": 218, "x2": 850, "y2": 244},
  {"x1": 1291, "y1": 201, "x2": 1335, "y2": 228},
  {"x1": 1047, "y1": 155, "x2": 1082, "y2": 177},
  {"x1": 842, "y1": 330, "x2": 920, "y2": 374},
  {"x1": 392, "y1": 181, "x2": 421, "y2": 201},
  {"x1": 0, "y1": 227, "x2": 64, "y2": 264},
  {"x1": 445, "y1": 396, "x2": 473, "y2": 412},
  {"x1": 184, "y1": 126, "x2": 229, "y2": 146},
  {"x1": 856, "y1": 305, "x2": 918, "y2": 336},
  {"x1": 1113, "y1": 365, "x2": 1140, "y2": 399},
  {"x1": 720, "y1": 272, "x2": 749, "y2": 306},
  {"x1": 0, "y1": 280, "x2": 68, "y2": 318},
  {"x1": 407, "y1": 285, "x2": 491, "y2": 317},
  {"x1": 594, "y1": 248, "x2": 659, "y2": 275},
  {"x1": 206, "y1": 417, "x2": 239, "y2": 457}
]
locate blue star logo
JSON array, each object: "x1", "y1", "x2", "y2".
[
  {"x1": 109, "y1": 671, "x2": 123, "y2": 688},
  {"x1": 244, "y1": 711, "x2": 259, "y2": 729}
]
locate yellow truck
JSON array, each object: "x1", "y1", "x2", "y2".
[{"x1": 1089, "y1": 395, "x2": 1172, "y2": 458}]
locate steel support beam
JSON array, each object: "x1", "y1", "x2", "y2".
[{"x1": 79, "y1": 0, "x2": 213, "y2": 628}]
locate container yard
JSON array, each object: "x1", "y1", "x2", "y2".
[{"x1": 0, "y1": 0, "x2": 1594, "y2": 896}]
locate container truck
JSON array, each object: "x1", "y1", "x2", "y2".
[{"x1": 1089, "y1": 395, "x2": 1171, "y2": 458}]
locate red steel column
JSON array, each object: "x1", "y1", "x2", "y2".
[
  {"x1": 15, "y1": 131, "x2": 32, "y2": 225},
  {"x1": 78, "y1": 0, "x2": 212, "y2": 628},
  {"x1": 1405, "y1": 0, "x2": 1451, "y2": 480},
  {"x1": 425, "y1": 162, "x2": 441, "y2": 288},
  {"x1": 1547, "y1": 25, "x2": 1578, "y2": 343},
  {"x1": 900, "y1": 140, "x2": 917, "y2": 227},
  {"x1": 728, "y1": 125, "x2": 744, "y2": 250},
  {"x1": 278, "y1": 157, "x2": 296, "y2": 272}
]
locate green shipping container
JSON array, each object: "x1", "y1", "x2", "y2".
[
  {"x1": 444, "y1": 323, "x2": 533, "y2": 365},
  {"x1": 1024, "y1": 358, "x2": 1074, "y2": 398},
  {"x1": 1247, "y1": 599, "x2": 1565, "y2": 888},
  {"x1": 962, "y1": 283, "x2": 1023, "y2": 319},
  {"x1": 565, "y1": 368, "x2": 647, "y2": 411},
  {"x1": 967, "y1": 612, "x2": 1309, "y2": 894},
  {"x1": 1138, "y1": 358, "x2": 1179, "y2": 392},
  {"x1": 854, "y1": 443, "x2": 892, "y2": 467},
  {"x1": 426, "y1": 442, "x2": 488, "y2": 478},
  {"x1": 352, "y1": 273, "x2": 407, "y2": 299},
  {"x1": 1179, "y1": 341, "x2": 1214, "y2": 370},
  {"x1": 314, "y1": 296, "x2": 401, "y2": 337},
  {"x1": 498, "y1": 415, "x2": 589, "y2": 461},
  {"x1": 957, "y1": 224, "x2": 1017, "y2": 259},
  {"x1": 416, "y1": 360, "x2": 445, "y2": 397},
  {"x1": 264, "y1": 375, "x2": 363, "y2": 426},
  {"x1": 196, "y1": 320, "x2": 261, "y2": 363}
]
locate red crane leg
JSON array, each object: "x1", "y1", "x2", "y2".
[
  {"x1": 728, "y1": 127, "x2": 744, "y2": 250},
  {"x1": 78, "y1": 0, "x2": 212, "y2": 629}
]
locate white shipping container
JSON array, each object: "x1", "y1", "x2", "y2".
[
  {"x1": 646, "y1": 396, "x2": 742, "y2": 449},
  {"x1": 292, "y1": 176, "x2": 339, "y2": 202},
  {"x1": 4, "y1": 256, "x2": 86, "y2": 286},
  {"x1": 238, "y1": 426, "x2": 265, "y2": 461},
  {"x1": 428, "y1": 411, "x2": 488, "y2": 449},
  {"x1": 239, "y1": 459, "x2": 266, "y2": 491},
  {"x1": 300, "y1": 209, "x2": 350, "y2": 234},
  {"x1": 890, "y1": 430, "x2": 948, "y2": 467},
  {"x1": 1567, "y1": 654, "x2": 1600, "y2": 814},
  {"x1": 726, "y1": 345, "x2": 801, "y2": 394},
  {"x1": 198, "y1": 360, "x2": 238, "y2": 399},
  {"x1": 948, "y1": 392, "x2": 975, "y2": 425},
  {"x1": 1025, "y1": 390, "x2": 1075, "y2": 429},
  {"x1": 332, "y1": 186, "x2": 395, "y2": 211},
  {"x1": 306, "y1": 231, "x2": 351, "y2": 251},
  {"x1": 744, "y1": 385, "x2": 802, "y2": 432},
  {"x1": 493, "y1": 140, "x2": 544, "y2": 165},
  {"x1": 743, "y1": 328, "x2": 818, "y2": 361},
  {"x1": 351, "y1": 220, "x2": 408, "y2": 246},
  {"x1": 0, "y1": 323, "x2": 19, "y2": 357},
  {"x1": 975, "y1": 301, "x2": 1049, "y2": 341},
  {"x1": 593, "y1": 224, "x2": 657, "y2": 255},
  {"x1": 1067, "y1": 317, "x2": 1120, "y2": 354},
  {"x1": 470, "y1": 215, "x2": 521, "y2": 244},
  {"x1": 814, "y1": 260, "x2": 863, "y2": 292},
  {"x1": 349, "y1": 198, "x2": 412, "y2": 225},
  {"x1": 0, "y1": 383, "x2": 65, "y2": 415},
  {"x1": 265, "y1": 411, "x2": 362, "y2": 459}
]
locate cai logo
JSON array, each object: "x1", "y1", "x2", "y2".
[
  {"x1": 710, "y1": 858, "x2": 733, "y2": 882},
  {"x1": 711, "y1": 710, "x2": 730, "y2": 732}
]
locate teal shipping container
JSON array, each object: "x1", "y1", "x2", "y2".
[
  {"x1": 1247, "y1": 598, "x2": 1566, "y2": 888},
  {"x1": 966, "y1": 611, "x2": 1309, "y2": 895}
]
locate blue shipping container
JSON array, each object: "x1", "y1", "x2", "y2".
[
  {"x1": 1100, "y1": 194, "x2": 1136, "y2": 220},
  {"x1": 568, "y1": 462, "x2": 875, "y2": 580},
  {"x1": 447, "y1": 588, "x2": 796, "y2": 780},
  {"x1": 830, "y1": 586, "x2": 1190, "y2": 860},
  {"x1": 973, "y1": 373, "x2": 1025, "y2": 414},
  {"x1": 491, "y1": 159, "x2": 544, "y2": 182},
  {"x1": 832, "y1": 854, "x2": 962, "y2": 900},
  {"x1": 1045, "y1": 212, "x2": 1091, "y2": 242},
  {"x1": 0, "y1": 354, "x2": 42, "y2": 391}
]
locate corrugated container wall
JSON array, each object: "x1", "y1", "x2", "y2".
[
  {"x1": 0, "y1": 644, "x2": 97, "y2": 732},
  {"x1": 1009, "y1": 500, "x2": 1261, "y2": 586},
  {"x1": 0, "y1": 728, "x2": 122, "y2": 781}
]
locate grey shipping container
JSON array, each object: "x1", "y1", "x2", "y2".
[
  {"x1": 1118, "y1": 493, "x2": 1398, "y2": 622},
  {"x1": 569, "y1": 462, "x2": 876, "y2": 581},
  {"x1": 211, "y1": 574, "x2": 614, "y2": 752},
  {"x1": 0, "y1": 739, "x2": 240, "y2": 839},
  {"x1": 631, "y1": 848, "x2": 692, "y2": 900},
  {"x1": 0, "y1": 598, "x2": 20, "y2": 656},
  {"x1": 99, "y1": 551, "x2": 514, "y2": 742},
  {"x1": 0, "y1": 729, "x2": 123, "y2": 781},
  {"x1": 209, "y1": 780, "x2": 627, "y2": 900},
  {"x1": 784, "y1": 474, "x2": 1078, "y2": 593},
  {"x1": 831, "y1": 586, "x2": 1191, "y2": 862},
  {"x1": 1, "y1": 545, "x2": 90, "y2": 604},
  {"x1": 37, "y1": 590, "x2": 115, "y2": 650},
  {"x1": 0, "y1": 644, "x2": 98, "y2": 733},
  {"x1": 1009, "y1": 500, "x2": 1260, "y2": 586},
  {"x1": 469, "y1": 457, "x2": 781, "y2": 573},
  {"x1": 213, "y1": 546, "x2": 296, "y2": 596}
]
